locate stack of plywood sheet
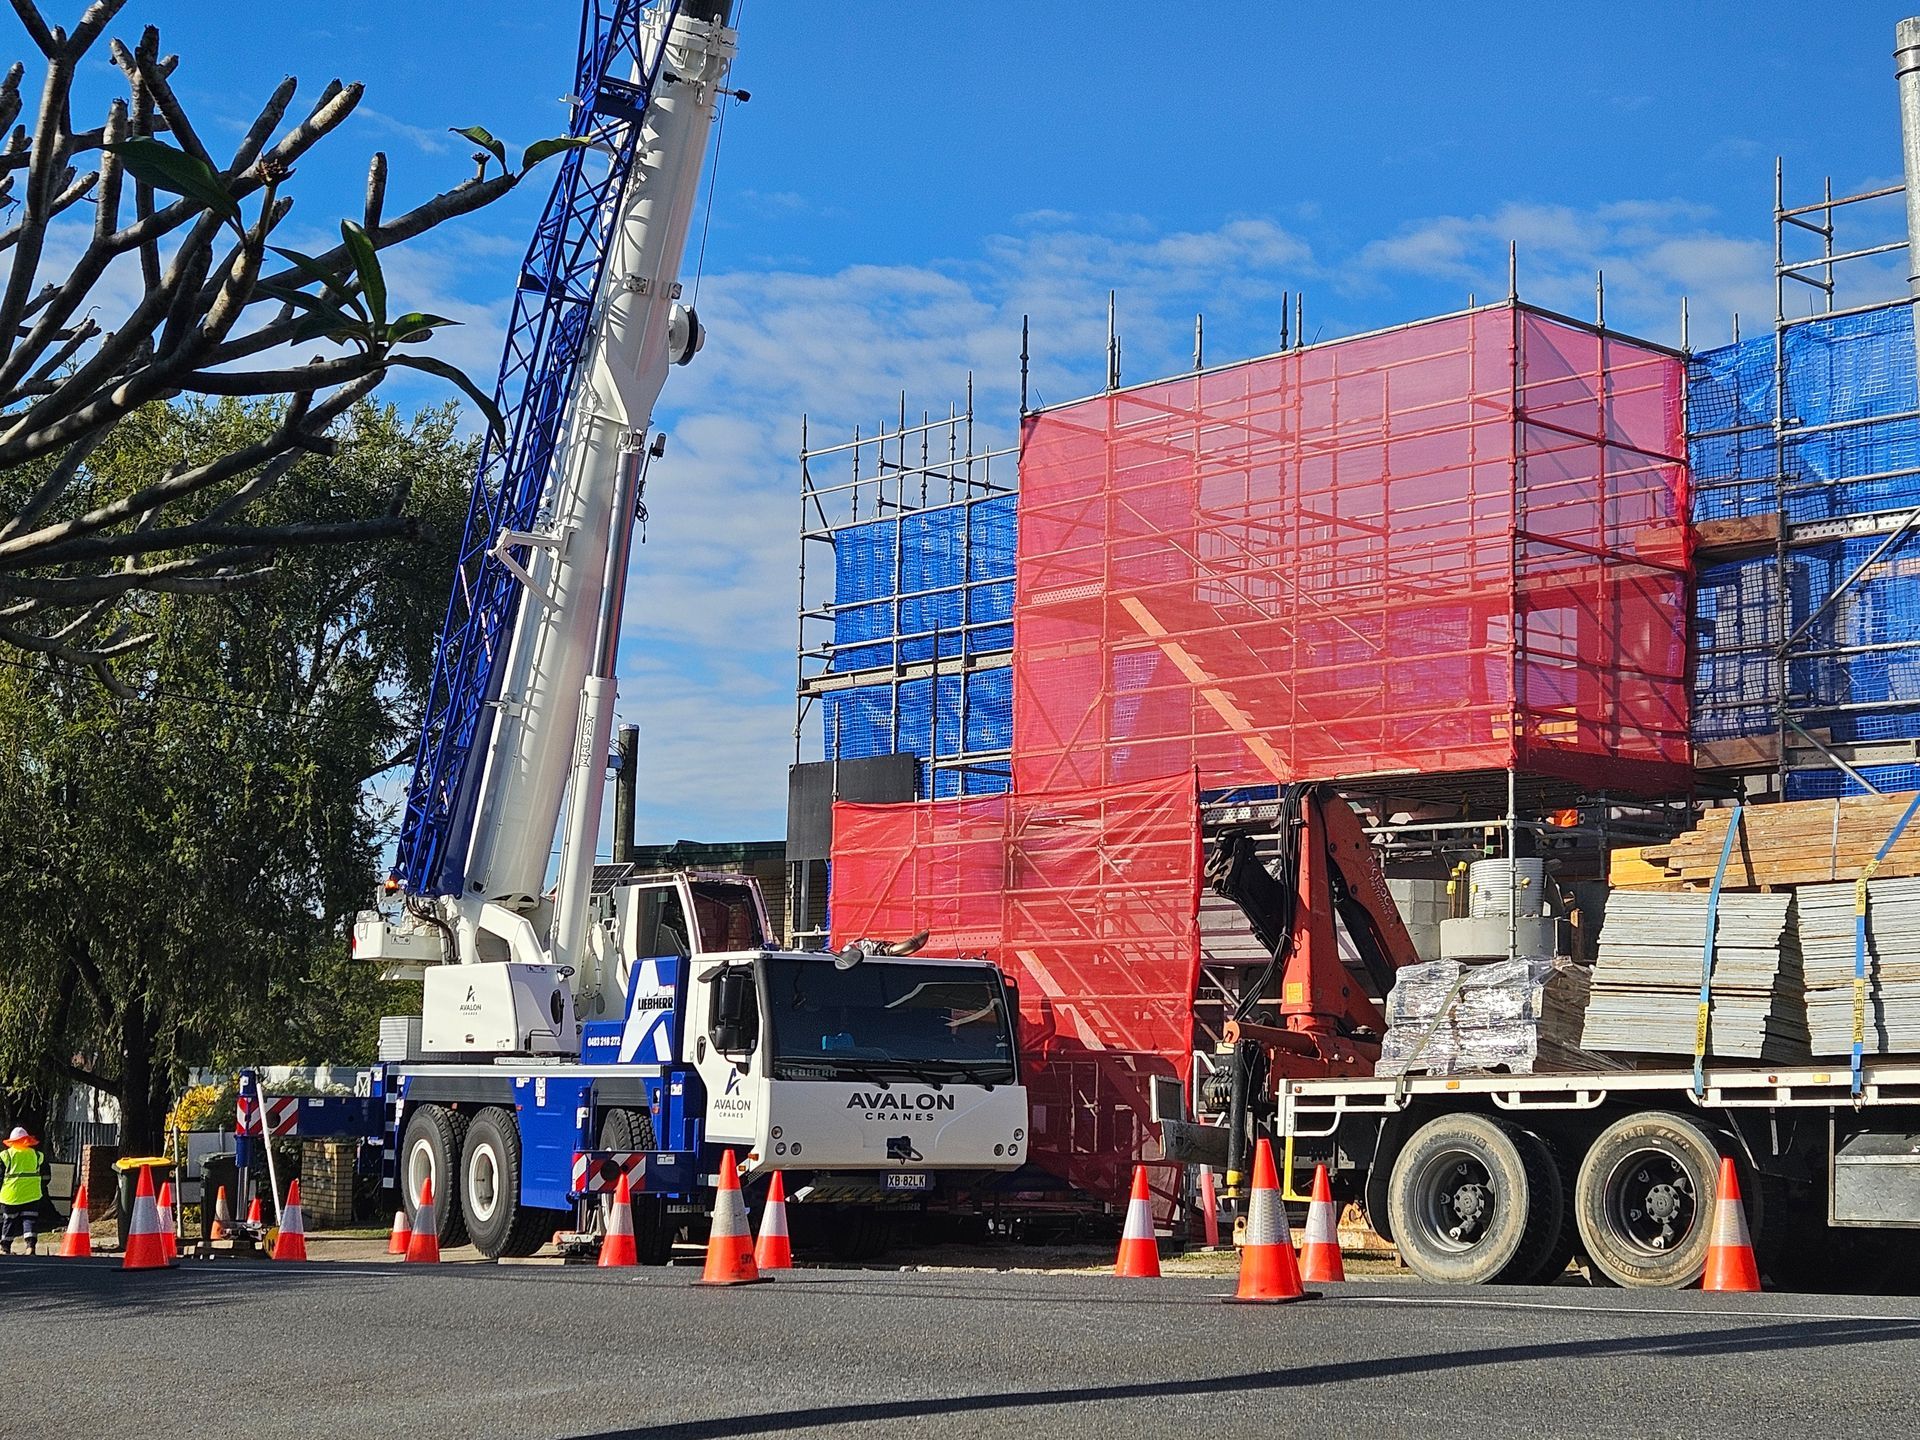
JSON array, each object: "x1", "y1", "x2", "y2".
[
  {"x1": 1375, "y1": 957, "x2": 1615, "y2": 1077},
  {"x1": 1580, "y1": 891, "x2": 1809, "y2": 1063},
  {"x1": 1795, "y1": 877, "x2": 1920, "y2": 1056},
  {"x1": 1623, "y1": 793, "x2": 1920, "y2": 890}
]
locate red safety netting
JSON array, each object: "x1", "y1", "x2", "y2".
[
  {"x1": 1012, "y1": 304, "x2": 1691, "y2": 796},
  {"x1": 830, "y1": 775, "x2": 1200, "y2": 1205}
]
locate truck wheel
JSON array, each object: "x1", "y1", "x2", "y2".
[
  {"x1": 1573, "y1": 1110, "x2": 1747, "y2": 1289},
  {"x1": 462, "y1": 1107, "x2": 566, "y2": 1260},
  {"x1": 823, "y1": 1206, "x2": 894, "y2": 1263},
  {"x1": 1516, "y1": 1128, "x2": 1579, "y2": 1285},
  {"x1": 402, "y1": 1104, "x2": 470, "y2": 1248},
  {"x1": 1386, "y1": 1113, "x2": 1562, "y2": 1285},
  {"x1": 599, "y1": 1107, "x2": 675, "y2": 1265}
]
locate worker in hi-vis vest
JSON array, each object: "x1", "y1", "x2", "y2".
[{"x1": 1, "y1": 1127, "x2": 50, "y2": 1255}]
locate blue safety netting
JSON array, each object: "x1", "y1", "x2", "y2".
[
  {"x1": 1686, "y1": 335, "x2": 1775, "y2": 523},
  {"x1": 831, "y1": 496, "x2": 1016, "y2": 668},
  {"x1": 823, "y1": 670, "x2": 1012, "y2": 798},
  {"x1": 1787, "y1": 762, "x2": 1920, "y2": 800},
  {"x1": 824, "y1": 493, "x2": 1015, "y2": 796},
  {"x1": 1784, "y1": 306, "x2": 1920, "y2": 522},
  {"x1": 1688, "y1": 308, "x2": 1920, "y2": 523},
  {"x1": 1690, "y1": 555, "x2": 1778, "y2": 742},
  {"x1": 1688, "y1": 305, "x2": 1920, "y2": 795}
]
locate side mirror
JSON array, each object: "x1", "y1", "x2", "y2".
[{"x1": 712, "y1": 966, "x2": 756, "y2": 1053}]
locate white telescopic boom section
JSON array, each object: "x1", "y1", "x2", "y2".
[{"x1": 453, "y1": 2, "x2": 737, "y2": 967}]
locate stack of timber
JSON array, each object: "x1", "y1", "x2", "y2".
[
  {"x1": 1623, "y1": 792, "x2": 1920, "y2": 890},
  {"x1": 1795, "y1": 877, "x2": 1920, "y2": 1055},
  {"x1": 1375, "y1": 957, "x2": 1615, "y2": 1077},
  {"x1": 1580, "y1": 891, "x2": 1809, "y2": 1063}
]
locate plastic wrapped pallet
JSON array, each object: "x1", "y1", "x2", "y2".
[{"x1": 1375, "y1": 957, "x2": 1612, "y2": 1077}]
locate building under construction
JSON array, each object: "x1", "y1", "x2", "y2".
[{"x1": 786, "y1": 144, "x2": 1920, "y2": 1207}]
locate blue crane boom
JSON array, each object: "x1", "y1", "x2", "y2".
[{"x1": 395, "y1": 0, "x2": 687, "y2": 900}]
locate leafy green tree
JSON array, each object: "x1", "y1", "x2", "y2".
[{"x1": 0, "y1": 396, "x2": 469, "y2": 1150}]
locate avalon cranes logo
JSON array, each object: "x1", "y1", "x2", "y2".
[
  {"x1": 713, "y1": 1065, "x2": 753, "y2": 1114},
  {"x1": 847, "y1": 1091, "x2": 957, "y2": 1122}
]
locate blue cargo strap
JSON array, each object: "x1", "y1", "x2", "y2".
[
  {"x1": 1693, "y1": 805, "x2": 1743, "y2": 1099},
  {"x1": 1852, "y1": 792, "x2": 1920, "y2": 1097}
]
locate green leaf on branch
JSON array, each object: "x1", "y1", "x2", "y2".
[
  {"x1": 520, "y1": 136, "x2": 590, "y2": 172},
  {"x1": 267, "y1": 246, "x2": 363, "y2": 315},
  {"x1": 339, "y1": 221, "x2": 387, "y2": 330},
  {"x1": 450, "y1": 124, "x2": 508, "y2": 175},
  {"x1": 385, "y1": 313, "x2": 459, "y2": 345},
  {"x1": 391, "y1": 354, "x2": 507, "y2": 445},
  {"x1": 255, "y1": 280, "x2": 349, "y2": 320},
  {"x1": 104, "y1": 137, "x2": 241, "y2": 229},
  {"x1": 289, "y1": 310, "x2": 359, "y2": 346}
]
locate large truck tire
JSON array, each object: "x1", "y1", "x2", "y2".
[
  {"x1": 599, "y1": 1107, "x2": 675, "y2": 1264},
  {"x1": 1573, "y1": 1110, "x2": 1748, "y2": 1289},
  {"x1": 821, "y1": 1206, "x2": 894, "y2": 1263},
  {"x1": 401, "y1": 1104, "x2": 471, "y2": 1248},
  {"x1": 461, "y1": 1107, "x2": 567, "y2": 1259},
  {"x1": 1517, "y1": 1127, "x2": 1580, "y2": 1285},
  {"x1": 1386, "y1": 1113, "x2": 1563, "y2": 1285}
]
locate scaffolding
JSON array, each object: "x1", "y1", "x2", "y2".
[
  {"x1": 795, "y1": 391, "x2": 1019, "y2": 799},
  {"x1": 1014, "y1": 299, "x2": 1694, "y2": 799},
  {"x1": 1688, "y1": 162, "x2": 1920, "y2": 798}
]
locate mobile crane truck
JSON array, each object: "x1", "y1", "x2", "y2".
[{"x1": 236, "y1": 0, "x2": 1028, "y2": 1264}]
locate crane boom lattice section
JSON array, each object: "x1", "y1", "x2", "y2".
[{"x1": 396, "y1": 1, "x2": 683, "y2": 897}]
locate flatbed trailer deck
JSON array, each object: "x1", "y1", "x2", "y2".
[{"x1": 1274, "y1": 1060, "x2": 1920, "y2": 1288}]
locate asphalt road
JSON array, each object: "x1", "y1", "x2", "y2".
[{"x1": 9, "y1": 1258, "x2": 1920, "y2": 1439}]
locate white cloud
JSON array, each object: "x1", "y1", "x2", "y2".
[
  {"x1": 352, "y1": 107, "x2": 455, "y2": 156},
  {"x1": 1354, "y1": 199, "x2": 1777, "y2": 344}
]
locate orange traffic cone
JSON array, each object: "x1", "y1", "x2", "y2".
[
  {"x1": 1227, "y1": 1138, "x2": 1307, "y2": 1303},
  {"x1": 1196, "y1": 1165, "x2": 1221, "y2": 1248},
  {"x1": 246, "y1": 1194, "x2": 263, "y2": 1226},
  {"x1": 700, "y1": 1149, "x2": 764, "y2": 1286},
  {"x1": 156, "y1": 1180, "x2": 177, "y2": 1264},
  {"x1": 1115, "y1": 1164, "x2": 1161, "y2": 1277},
  {"x1": 1702, "y1": 1156, "x2": 1761, "y2": 1292},
  {"x1": 405, "y1": 1177, "x2": 441, "y2": 1263},
  {"x1": 754, "y1": 1170, "x2": 793, "y2": 1271},
  {"x1": 272, "y1": 1179, "x2": 308, "y2": 1261},
  {"x1": 1299, "y1": 1163, "x2": 1345, "y2": 1283},
  {"x1": 122, "y1": 1167, "x2": 169, "y2": 1271},
  {"x1": 60, "y1": 1183, "x2": 92, "y2": 1258},
  {"x1": 387, "y1": 1206, "x2": 412, "y2": 1256},
  {"x1": 600, "y1": 1172, "x2": 640, "y2": 1268},
  {"x1": 210, "y1": 1185, "x2": 232, "y2": 1242}
]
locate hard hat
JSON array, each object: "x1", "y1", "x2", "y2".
[{"x1": 5, "y1": 1126, "x2": 35, "y2": 1147}]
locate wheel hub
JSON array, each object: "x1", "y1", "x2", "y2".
[
  {"x1": 1449, "y1": 1179, "x2": 1489, "y2": 1237},
  {"x1": 1609, "y1": 1151, "x2": 1697, "y2": 1255},
  {"x1": 1418, "y1": 1151, "x2": 1497, "y2": 1249}
]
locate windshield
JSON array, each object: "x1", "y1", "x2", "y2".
[{"x1": 764, "y1": 958, "x2": 1017, "y2": 1083}]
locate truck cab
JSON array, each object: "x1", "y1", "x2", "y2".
[{"x1": 590, "y1": 872, "x2": 1029, "y2": 1191}]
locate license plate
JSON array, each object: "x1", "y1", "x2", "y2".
[{"x1": 883, "y1": 1171, "x2": 932, "y2": 1192}]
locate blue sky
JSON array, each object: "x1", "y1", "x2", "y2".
[{"x1": 57, "y1": 1, "x2": 1920, "y2": 845}]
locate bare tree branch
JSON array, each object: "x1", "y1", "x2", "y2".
[{"x1": 0, "y1": 5, "x2": 564, "y2": 669}]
